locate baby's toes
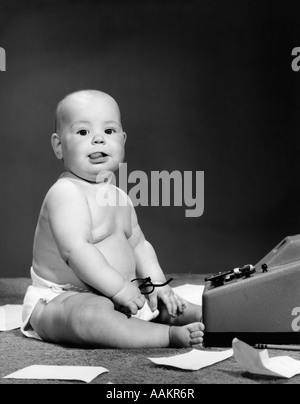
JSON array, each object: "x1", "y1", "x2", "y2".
[
  {"x1": 190, "y1": 330, "x2": 204, "y2": 345},
  {"x1": 188, "y1": 322, "x2": 205, "y2": 333}
]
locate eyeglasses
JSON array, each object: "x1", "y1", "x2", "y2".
[{"x1": 131, "y1": 277, "x2": 173, "y2": 295}]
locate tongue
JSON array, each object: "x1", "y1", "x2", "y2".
[{"x1": 90, "y1": 152, "x2": 104, "y2": 159}]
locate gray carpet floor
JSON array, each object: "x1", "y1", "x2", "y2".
[{"x1": 0, "y1": 275, "x2": 299, "y2": 384}]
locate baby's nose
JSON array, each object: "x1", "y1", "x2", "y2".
[{"x1": 92, "y1": 133, "x2": 105, "y2": 144}]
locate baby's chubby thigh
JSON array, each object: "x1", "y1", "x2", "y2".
[{"x1": 30, "y1": 291, "x2": 115, "y2": 345}]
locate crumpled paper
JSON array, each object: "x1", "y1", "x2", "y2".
[
  {"x1": 233, "y1": 338, "x2": 300, "y2": 378},
  {"x1": 0, "y1": 305, "x2": 23, "y2": 331},
  {"x1": 148, "y1": 348, "x2": 233, "y2": 370}
]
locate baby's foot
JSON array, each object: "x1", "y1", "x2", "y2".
[{"x1": 169, "y1": 322, "x2": 205, "y2": 348}]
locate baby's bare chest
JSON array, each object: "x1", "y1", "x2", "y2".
[{"x1": 85, "y1": 186, "x2": 132, "y2": 243}]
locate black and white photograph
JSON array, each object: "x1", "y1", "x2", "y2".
[{"x1": 0, "y1": 0, "x2": 299, "y2": 386}]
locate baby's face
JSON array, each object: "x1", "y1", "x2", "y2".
[{"x1": 56, "y1": 93, "x2": 126, "y2": 182}]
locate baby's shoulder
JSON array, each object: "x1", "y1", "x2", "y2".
[{"x1": 44, "y1": 178, "x2": 86, "y2": 207}]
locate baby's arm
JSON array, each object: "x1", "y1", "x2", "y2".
[
  {"x1": 46, "y1": 181, "x2": 144, "y2": 314},
  {"x1": 129, "y1": 205, "x2": 185, "y2": 317}
]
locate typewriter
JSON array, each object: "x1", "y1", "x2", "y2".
[{"x1": 202, "y1": 235, "x2": 300, "y2": 347}]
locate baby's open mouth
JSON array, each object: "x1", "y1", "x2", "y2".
[{"x1": 89, "y1": 152, "x2": 108, "y2": 160}]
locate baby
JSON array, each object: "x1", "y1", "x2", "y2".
[{"x1": 21, "y1": 90, "x2": 204, "y2": 348}]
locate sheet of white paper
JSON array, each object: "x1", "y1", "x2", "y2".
[
  {"x1": 148, "y1": 348, "x2": 233, "y2": 370},
  {"x1": 0, "y1": 305, "x2": 23, "y2": 331},
  {"x1": 173, "y1": 284, "x2": 204, "y2": 306},
  {"x1": 3, "y1": 365, "x2": 108, "y2": 383},
  {"x1": 233, "y1": 338, "x2": 300, "y2": 379}
]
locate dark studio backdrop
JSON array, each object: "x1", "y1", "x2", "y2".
[{"x1": 0, "y1": 0, "x2": 300, "y2": 278}]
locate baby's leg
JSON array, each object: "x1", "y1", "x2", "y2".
[
  {"x1": 156, "y1": 297, "x2": 203, "y2": 326},
  {"x1": 30, "y1": 292, "x2": 203, "y2": 348}
]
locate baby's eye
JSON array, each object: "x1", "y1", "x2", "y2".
[
  {"x1": 104, "y1": 128, "x2": 116, "y2": 135},
  {"x1": 77, "y1": 129, "x2": 89, "y2": 136}
]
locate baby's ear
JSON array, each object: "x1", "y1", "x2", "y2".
[
  {"x1": 51, "y1": 133, "x2": 63, "y2": 159},
  {"x1": 123, "y1": 132, "x2": 127, "y2": 144}
]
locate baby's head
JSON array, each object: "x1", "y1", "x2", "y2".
[{"x1": 52, "y1": 90, "x2": 127, "y2": 183}]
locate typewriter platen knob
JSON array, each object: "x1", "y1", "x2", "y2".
[{"x1": 240, "y1": 264, "x2": 256, "y2": 278}]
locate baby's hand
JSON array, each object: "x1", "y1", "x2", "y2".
[
  {"x1": 112, "y1": 281, "x2": 145, "y2": 315},
  {"x1": 149, "y1": 285, "x2": 186, "y2": 318}
]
